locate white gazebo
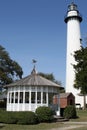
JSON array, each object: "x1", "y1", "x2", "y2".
[{"x1": 4, "y1": 67, "x2": 63, "y2": 115}]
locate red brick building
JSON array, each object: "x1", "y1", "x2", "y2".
[
  {"x1": 60, "y1": 93, "x2": 75, "y2": 108},
  {"x1": 53, "y1": 92, "x2": 75, "y2": 116},
  {"x1": 53, "y1": 92, "x2": 75, "y2": 108}
]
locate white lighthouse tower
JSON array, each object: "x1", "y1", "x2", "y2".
[{"x1": 65, "y1": 2, "x2": 83, "y2": 107}]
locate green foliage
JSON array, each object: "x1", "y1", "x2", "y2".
[
  {"x1": 35, "y1": 106, "x2": 54, "y2": 122},
  {"x1": 63, "y1": 105, "x2": 77, "y2": 119},
  {"x1": 0, "y1": 110, "x2": 38, "y2": 125},
  {"x1": 73, "y1": 46, "x2": 87, "y2": 109},
  {"x1": 38, "y1": 72, "x2": 62, "y2": 86},
  {"x1": 38, "y1": 72, "x2": 55, "y2": 81},
  {"x1": 17, "y1": 111, "x2": 38, "y2": 125},
  {"x1": 0, "y1": 110, "x2": 17, "y2": 124},
  {"x1": 73, "y1": 46, "x2": 87, "y2": 94},
  {"x1": 0, "y1": 45, "x2": 23, "y2": 86},
  {"x1": 0, "y1": 101, "x2": 6, "y2": 108}
]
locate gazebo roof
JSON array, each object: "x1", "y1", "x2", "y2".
[{"x1": 4, "y1": 68, "x2": 63, "y2": 89}]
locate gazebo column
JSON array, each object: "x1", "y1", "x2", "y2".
[
  {"x1": 56, "y1": 93, "x2": 60, "y2": 116},
  {"x1": 9, "y1": 92, "x2": 11, "y2": 110},
  {"x1": 46, "y1": 87, "x2": 48, "y2": 105},
  {"x1": 10, "y1": 92, "x2": 12, "y2": 111},
  {"x1": 18, "y1": 91, "x2": 20, "y2": 111},
  {"x1": 7, "y1": 92, "x2": 9, "y2": 111},
  {"x1": 9, "y1": 89, "x2": 11, "y2": 105},
  {"x1": 13, "y1": 92, "x2": 15, "y2": 104},
  {"x1": 46, "y1": 92, "x2": 48, "y2": 105},
  {"x1": 58, "y1": 93, "x2": 60, "y2": 115},
  {"x1": 14, "y1": 92, "x2": 15, "y2": 103},
  {"x1": 13, "y1": 92, "x2": 15, "y2": 111},
  {"x1": 7, "y1": 92, "x2": 9, "y2": 104},
  {"x1": 35, "y1": 90, "x2": 37, "y2": 110},
  {"x1": 36, "y1": 90, "x2": 37, "y2": 104},
  {"x1": 41, "y1": 91, "x2": 43, "y2": 105},
  {"x1": 23, "y1": 89, "x2": 25, "y2": 110},
  {"x1": 29, "y1": 89, "x2": 31, "y2": 111},
  {"x1": 41, "y1": 87, "x2": 43, "y2": 105},
  {"x1": 10, "y1": 92, "x2": 12, "y2": 110}
]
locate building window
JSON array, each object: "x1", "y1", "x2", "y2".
[
  {"x1": 20, "y1": 92, "x2": 23, "y2": 103},
  {"x1": 15, "y1": 92, "x2": 18, "y2": 103},
  {"x1": 9, "y1": 93, "x2": 11, "y2": 103},
  {"x1": 11, "y1": 92, "x2": 14, "y2": 103},
  {"x1": 31, "y1": 92, "x2": 35, "y2": 103},
  {"x1": 43, "y1": 92, "x2": 46, "y2": 103},
  {"x1": 37, "y1": 92, "x2": 41, "y2": 103},
  {"x1": 25, "y1": 92, "x2": 29, "y2": 103},
  {"x1": 48, "y1": 93, "x2": 53, "y2": 104}
]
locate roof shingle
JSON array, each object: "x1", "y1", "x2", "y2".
[{"x1": 4, "y1": 73, "x2": 62, "y2": 89}]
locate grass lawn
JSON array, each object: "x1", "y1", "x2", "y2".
[
  {"x1": 71, "y1": 109, "x2": 87, "y2": 122},
  {"x1": 0, "y1": 122, "x2": 64, "y2": 130},
  {"x1": 71, "y1": 127, "x2": 87, "y2": 130},
  {"x1": 0, "y1": 110, "x2": 87, "y2": 130},
  {"x1": 67, "y1": 109, "x2": 87, "y2": 130}
]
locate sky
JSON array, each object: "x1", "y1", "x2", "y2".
[{"x1": 0, "y1": 0, "x2": 87, "y2": 87}]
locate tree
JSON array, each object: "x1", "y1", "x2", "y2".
[
  {"x1": 73, "y1": 46, "x2": 87, "y2": 109},
  {"x1": 0, "y1": 45, "x2": 23, "y2": 87},
  {"x1": 38, "y1": 72, "x2": 54, "y2": 81},
  {"x1": 38, "y1": 72, "x2": 62, "y2": 86}
]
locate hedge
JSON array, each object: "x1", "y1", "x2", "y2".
[
  {"x1": 0, "y1": 106, "x2": 55, "y2": 124},
  {"x1": 0, "y1": 101, "x2": 6, "y2": 108},
  {"x1": 0, "y1": 110, "x2": 38, "y2": 125},
  {"x1": 16, "y1": 111, "x2": 38, "y2": 125}
]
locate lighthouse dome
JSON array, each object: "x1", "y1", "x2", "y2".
[{"x1": 64, "y1": 2, "x2": 82, "y2": 23}]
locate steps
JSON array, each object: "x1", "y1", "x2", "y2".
[{"x1": 54, "y1": 115, "x2": 69, "y2": 122}]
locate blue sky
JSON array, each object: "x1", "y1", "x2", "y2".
[{"x1": 0, "y1": 0, "x2": 87, "y2": 87}]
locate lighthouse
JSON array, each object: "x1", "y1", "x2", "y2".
[{"x1": 65, "y1": 2, "x2": 83, "y2": 107}]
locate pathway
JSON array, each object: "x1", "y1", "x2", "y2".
[{"x1": 51, "y1": 122, "x2": 87, "y2": 130}]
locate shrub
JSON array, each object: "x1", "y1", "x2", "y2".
[
  {"x1": 35, "y1": 106, "x2": 54, "y2": 122},
  {"x1": 2, "y1": 113, "x2": 17, "y2": 124},
  {"x1": 17, "y1": 111, "x2": 38, "y2": 125},
  {"x1": 0, "y1": 110, "x2": 38, "y2": 125},
  {"x1": 0, "y1": 110, "x2": 17, "y2": 124},
  {"x1": 63, "y1": 105, "x2": 77, "y2": 119},
  {"x1": 0, "y1": 101, "x2": 6, "y2": 108}
]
